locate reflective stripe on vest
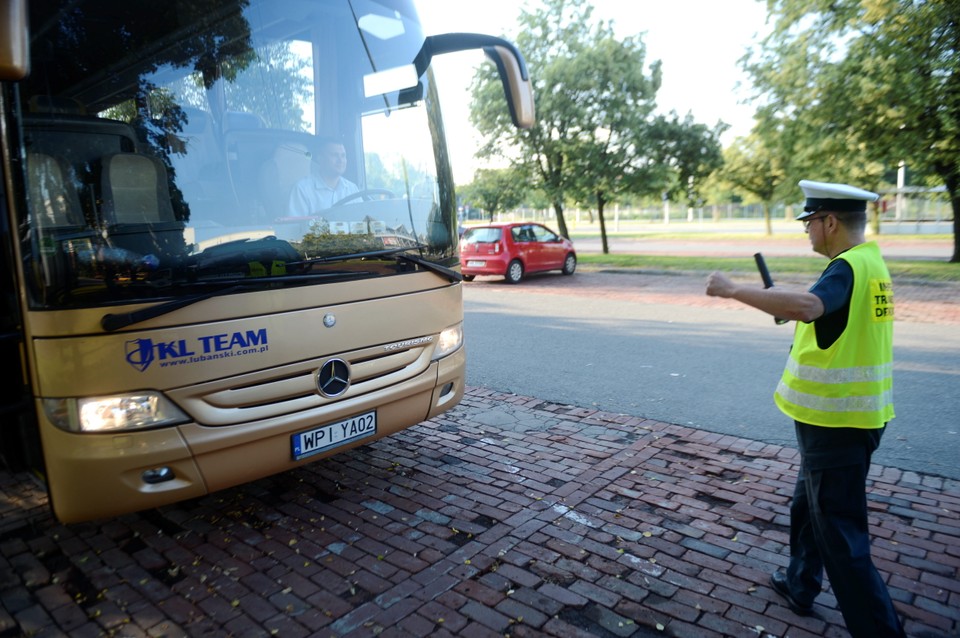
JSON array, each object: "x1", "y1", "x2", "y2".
[
  {"x1": 782, "y1": 356, "x2": 893, "y2": 385},
  {"x1": 776, "y1": 356, "x2": 893, "y2": 413}
]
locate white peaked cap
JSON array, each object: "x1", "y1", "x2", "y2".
[{"x1": 797, "y1": 180, "x2": 879, "y2": 220}]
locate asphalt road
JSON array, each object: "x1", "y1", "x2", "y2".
[{"x1": 462, "y1": 270, "x2": 960, "y2": 480}]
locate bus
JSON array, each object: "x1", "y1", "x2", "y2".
[{"x1": 0, "y1": 0, "x2": 534, "y2": 523}]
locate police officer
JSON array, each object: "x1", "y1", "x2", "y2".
[{"x1": 705, "y1": 180, "x2": 905, "y2": 638}]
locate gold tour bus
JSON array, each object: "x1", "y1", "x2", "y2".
[{"x1": 0, "y1": 0, "x2": 534, "y2": 522}]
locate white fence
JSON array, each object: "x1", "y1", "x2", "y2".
[{"x1": 483, "y1": 196, "x2": 952, "y2": 233}]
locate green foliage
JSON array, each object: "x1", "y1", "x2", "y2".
[
  {"x1": 649, "y1": 113, "x2": 727, "y2": 208},
  {"x1": 717, "y1": 133, "x2": 787, "y2": 235},
  {"x1": 458, "y1": 167, "x2": 529, "y2": 220},
  {"x1": 100, "y1": 42, "x2": 310, "y2": 145},
  {"x1": 469, "y1": 0, "x2": 723, "y2": 245},
  {"x1": 743, "y1": 0, "x2": 960, "y2": 261},
  {"x1": 221, "y1": 42, "x2": 312, "y2": 131},
  {"x1": 297, "y1": 221, "x2": 384, "y2": 257},
  {"x1": 23, "y1": 0, "x2": 255, "y2": 108}
]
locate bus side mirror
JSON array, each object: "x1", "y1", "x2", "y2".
[
  {"x1": 0, "y1": 0, "x2": 29, "y2": 80},
  {"x1": 414, "y1": 33, "x2": 536, "y2": 130},
  {"x1": 482, "y1": 44, "x2": 535, "y2": 129}
]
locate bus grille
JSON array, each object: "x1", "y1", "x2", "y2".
[{"x1": 167, "y1": 339, "x2": 435, "y2": 426}]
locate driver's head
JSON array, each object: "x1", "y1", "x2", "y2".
[{"x1": 316, "y1": 138, "x2": 348, "y2": 180}]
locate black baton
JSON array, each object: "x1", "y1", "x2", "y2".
[{"x1": 753, "y1": 252, "x2": 789, "y2": 324}]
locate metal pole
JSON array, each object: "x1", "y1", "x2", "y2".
[{"x1": 896, "y1": 161, "x2": 905, "y2": 221}]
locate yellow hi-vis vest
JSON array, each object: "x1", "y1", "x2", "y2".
[{"x1": 774, "y1": 241, "x2": 894, "y2": 428}]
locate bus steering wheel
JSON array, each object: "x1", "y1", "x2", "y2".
[{"x1": 330, "y1": 189, "x2": 396, "y2": 207}]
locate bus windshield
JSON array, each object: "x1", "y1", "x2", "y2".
[{"x1": 19, "y1": 0, "x2": 456, "y2": 310}]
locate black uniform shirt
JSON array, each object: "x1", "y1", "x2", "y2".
[{"x1": 807, "y1": 257, "x2": 855, "y2": 350}]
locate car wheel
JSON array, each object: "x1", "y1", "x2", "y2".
[
  {"x1": 462, "y1": 274, "x2": 475, "y2": 282},
  {"x1": 505, "y1": 259, "x2": 524, "y2": 284},
  {"x1": 562, "y1": 253, "x2": 577, "y2": 275}
]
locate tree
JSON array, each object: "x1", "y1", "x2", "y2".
[
  {"x1": 649, "y1": 113, "x2": 727, "y2": 216},
  {"x1": 459, "y1": 168, "x2": 529, "y2": 221},
  {"x1": 744, "y1": 0, "x2": 960, "y2": 262},
  {"x1": 720, "y1": 134, "x2": 787, "y2": 235},
  {"x1": 562, "y1": 36, "x2": 666, "y2": 253},
  {"x1": 469, "y1": 0, "x2": 664, "y2": 240}
]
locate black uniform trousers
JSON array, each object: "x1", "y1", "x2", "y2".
[{"x1": 785, "y1": 421, "x2": 906, "y2": 638}]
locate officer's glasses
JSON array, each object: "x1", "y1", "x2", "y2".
[{"x1": 802, "y1": 214, "x2": 830, "y2": 232}]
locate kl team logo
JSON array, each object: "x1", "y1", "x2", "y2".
[
  {"x1": 126, "y1": 338, "x2": 155, "y2": 372},
  {"x1": 125, "y1": 329, "x2": 269, "y2": 372}
]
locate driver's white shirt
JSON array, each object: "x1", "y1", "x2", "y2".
[{"x1": 287, "y1": 175, "x2": 359, "y2": 216}]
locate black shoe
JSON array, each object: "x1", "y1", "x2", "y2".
[{"x1": 770, "y1": 571, "x2": 814, "y2": 616}]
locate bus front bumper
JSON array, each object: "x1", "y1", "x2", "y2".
[{"x1": 40, "y1": 349, "x2": 464, "y2": 523}]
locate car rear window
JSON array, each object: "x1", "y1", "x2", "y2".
[{"x1": 463, "y1": 228, "x2": 502, "y2": 243}]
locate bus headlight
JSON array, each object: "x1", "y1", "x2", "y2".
[
  {"x1": 43, "y1": 392, "x2": 189, "y2": 433},
  {"x1": 433, "y1": 323, "x2": 463, "y2": 360}
]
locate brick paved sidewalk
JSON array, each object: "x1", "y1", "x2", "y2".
[{"x1": 2, "y1": 387, "x2": 958, "y2": 638}]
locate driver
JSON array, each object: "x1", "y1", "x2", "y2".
[{"x1": 287, "y1": 137, "x2": 359, "y2": 215}]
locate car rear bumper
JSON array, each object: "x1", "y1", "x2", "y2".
[{"x1": 461, "y1": 255, "x2": 510, "y2": 276}]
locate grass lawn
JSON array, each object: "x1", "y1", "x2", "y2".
[{"x1": 578, "y1": 253, "x2": 959, "y2": 283}]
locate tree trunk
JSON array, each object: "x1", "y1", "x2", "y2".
[
  {"x1": 553, "y1": 201, "x2": 570, "y2": 239},
  {"x1": 763, "y1": 202, "x2": 773, "y2": 236},
  {"x1": 947, "y1": 173, "x2": 960, "y2": 263},
  {"x1": 952, "y1": 203, "x2": 959, "y2": 263},
  {"x1": 596, "y1": 190, "x2": 609, "y2": 254}
]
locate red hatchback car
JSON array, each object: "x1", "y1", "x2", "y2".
[{"x1": 460, "y1": 222, "x2": 577, "y2": 283}]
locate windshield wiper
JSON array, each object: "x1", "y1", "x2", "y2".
[
  {"x1": 100, "y1": 271, "x2": 377, "y2": 332},
  {"x1": 101, "y1": 284, "x2": 247, "y2": 332},
  {"x1": 291, "y1": 247, "x2": 423, "y2": 267},
  {"x1": 395, "y1": 252, "x2": 463, "y2": 283},
  {"x1": 292, "y1": 246, "x2": 462, "y2": 283}
]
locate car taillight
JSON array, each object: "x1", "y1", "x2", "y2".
[{"x1": 494, "y1": 242, "x2": 501, "y2": 253}]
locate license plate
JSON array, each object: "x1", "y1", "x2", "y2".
[
  {"x1": 291, "y1": 410, "x2": 376, "y2": 460},
  {"x1": 466, "y1": 260, "x2": 485, "y2": 267}
]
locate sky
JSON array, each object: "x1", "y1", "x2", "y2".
[{"x1": 416, "y1": 0, "x2": 772, "y2": 184}]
